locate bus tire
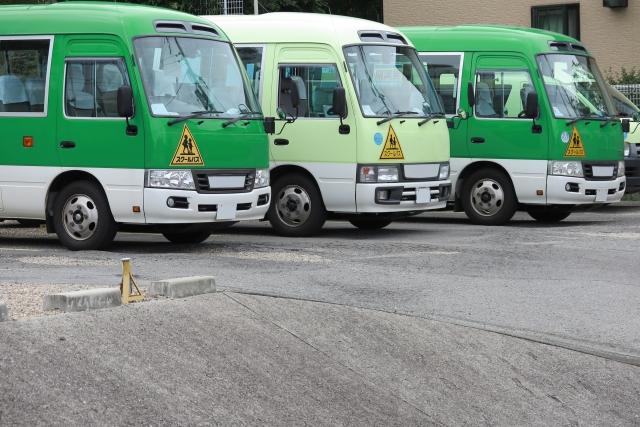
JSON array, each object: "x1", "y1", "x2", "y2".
[
  {"x1": 53, "y1": 181, "x2": 117, "y2": 251},
  {"x1": 527, "y1": 208, "x2": 571, "y2": 223},
  {"x1": 162, "y1": 230, "x2": 211, "y2": 244},
  {"x1": 268, "y1": 173, "x2": 326, "y2": 237},
  {"x1": 461, "y1": 168, "x2": 517, "y2": 225},
  {"x1": 349, "y1": 219, "x2": 392, "y2": 230}
]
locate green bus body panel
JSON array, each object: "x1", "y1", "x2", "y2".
[
  {"x1": 401, "y1": 25, "x2": 624, "y2": 163},
  {"x1": 0, "y1": 2, "x2": 269, "y2": 172}
]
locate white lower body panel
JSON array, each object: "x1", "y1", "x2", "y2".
[
  {"x1": 143, "y1": 187, "x2": 270, "y2": 223},
  {"x1": 355, "y1": 180, "x2": 450, "y2": 213},
  {"x1": 547, "y1": 176, "x2": 625, "y2": 204}
]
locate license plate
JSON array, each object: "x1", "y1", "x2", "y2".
[
  {"x1": 216, "y1": 203, "x2": 237, "y2": 220},
  {"x1": 416, "y1": 187, "x2": 431, "y2": 204},
  {"x1": 591, "y1": 166, "x2": 614, "y2": 177},
  {"x1": 208, "y1": 175, "x2": 246, "y2": 189},
  {"x1": 595, "y1": 189, "x2": 608, "y2": 202}
]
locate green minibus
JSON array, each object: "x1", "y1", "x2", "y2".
[
  {"x1": 401, "y1": 26, "x2": 626, "y2": 224},
  {"x1": 0, "y1": 3, "x2": 272, "y2": 250},
  {"x1": 205, "y1": 13, "x2": 452, "y2": 236},
  {"x1": 608, "y1": 86, "x2": 640, "y2": 193}
]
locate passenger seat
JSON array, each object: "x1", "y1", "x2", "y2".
[{"x1": 0, "y1": 75, "x2": 30, "y2": 113}]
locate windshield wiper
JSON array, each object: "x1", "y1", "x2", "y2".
[
  {"x1": 565, "y1": 114, "x2": 610, "y2": 127},
  {"x1": 418, "y1": 112, "x2": 446, "y2": 127},
  {"x1": 167, "y1": 110, "x2": 223, "y2": 127},
  {"x1": 222, "y1": 112, "x2": 262, "y2": 128},
  {"x1": 376, "y1": 111, "x2": 420, "y2": 126}
]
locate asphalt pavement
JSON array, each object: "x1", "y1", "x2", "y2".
[{"x1": 1, "y1": 205, "x2": 639, "y2": 424}]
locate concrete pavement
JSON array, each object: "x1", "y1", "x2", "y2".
[{"x1": 0, "y1": 292, "x2": 639, "y2": 426}]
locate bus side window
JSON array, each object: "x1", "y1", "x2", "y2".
[
  {"x1": 65, "y1": 58, "x2": 129, "y2": 118},
  {"x1": 419, "y1": 53, "x2": 462, "y2": 115},
  {"x1": 277, "y1": 64, "x2": 342, "y2": 119},
  {"x1": 475, "y1": 69, "x2": 535, "y2": 119},
  {"x1": 0, "y1": 38, "x2": 51, "y2": 114},
  {"x1": 236, "y1": 46, "x2": 263, "y2": 101}
]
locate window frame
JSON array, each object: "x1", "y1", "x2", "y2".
[
  {"x1": 276, "y1": 62, "x2": 345, "y2": 120},
  {"x1": 531, "y1": 4, "x2": 580, "y2": 40},
  {"x1": 235, "y1": 44, "x2": 266, "y2": 103},
  {"x1": 0, "y1": 35, "x2": 54, "y2": 118},
  {"x1": 418, "y1": 51, "x2": 464, "y2": 118},
  {"x1": 63, "y1": 56, "x2": 131, "y2": 121},
  {"x1": 473, "y1": 68, "x2": 537, "y2": 121}
]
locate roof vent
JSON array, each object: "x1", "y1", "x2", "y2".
[
  {"x1": 359, "y1": 32, "x2": 384, "y2": 42},
  {"x1": 386, "y1": 33, "x2": 407, "y2": 45},
  {"x1": 191, "y1": 24, "x2": 219, "y2": 37},
  {"x1": 155, "y1": 22, "x2": 188, "y2": 33}
]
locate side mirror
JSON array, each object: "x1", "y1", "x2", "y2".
[
  {"x1": 263, "y1": 117, "x2": 276, "y2": 135},
  {"x1": 456, "y1": 108, "x2": 468, "y2": 120},
  {"x1": 117, "y1": 86, "x2": 137, "y2": 136},
  {"x1": 331, "y1": 87, "x2": 347, "y2": 118},
  {"x1": 525, "y1": 91, "x2": 539, "y2": 119},
  {"x1": 467, "y1": 82, "x2": 475, "y2": 107},
  {"x1": 117, "y1": 86, "x2": 134, "y2": 118},
  {"x1": 289, "y1": 75, "x2": 306, "y2": 109},
  {"x1": 622, "y1": 118, "x2": 631, "y2": 133}
]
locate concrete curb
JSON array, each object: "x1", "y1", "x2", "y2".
[
  {"x1": 0, "y1": 301, "x2": 8, "y2": 322},
  {"x1": 148, "y1": 276, "x2": 216, "y2": 299},
  {"x1": 43, "y1": 288, "x2": 121, "y2": 313}
]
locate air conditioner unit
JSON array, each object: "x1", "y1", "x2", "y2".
[{"x1": 604, "y1": 0, "x2": 628, "y2": 8}]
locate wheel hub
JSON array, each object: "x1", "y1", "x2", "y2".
[
  {"x1": 62, "y1": 195, "x2": 99, "y2": 241},
  {"x1": 276, "y1": 185, "x2": 311, "y2": 226},
  {"x1": 470, "y1": 179, "x2": 504, "y2": 217}
]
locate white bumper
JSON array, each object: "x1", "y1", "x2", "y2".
[
  {"x1": 546, "y1": 176, "x2": 626, "y2": 205},
  {"x1": 355, "y1": 180, "x2": 451, "y2": 213},
  {"x1": 143, "y1": 187, "x2": 270, "y2": 223}
]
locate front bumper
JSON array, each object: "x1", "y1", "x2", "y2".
[
  {"x1": 356, "y1": 180, "x2": 451, "y2": 213},
  {"x1": 143, "y1": 187, "x2": 270, "y2": 223},
  {"x1": 624, "y1": 158, "x2": 640, "y2": 194},
  {"x1": 546, "y1": 176, "x2": 626, "y2": 204}
]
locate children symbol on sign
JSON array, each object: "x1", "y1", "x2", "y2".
[
  {"x1": 389, "y1": 133, "x2": 398, "y2": 148},
  {"x1": 181, "y1": 134, "x2": 194, "y2": 156}
]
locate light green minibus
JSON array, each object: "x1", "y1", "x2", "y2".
[
  {"x1": 403, "y1": 26, "x2": 626, "y2": 224},
  {"x1": 0, "y1": 3, "x2": 272, "y2": 250},
  {"x1": 205, "y1": 13, "x2": 452, "y2": 236}
]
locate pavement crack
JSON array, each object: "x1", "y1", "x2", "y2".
[
  {"x1": 223, "y1": 288, "x2": 640, "y2": 368},
  {"x1": 222, "y1": 291, "x2": 442, "y2": 425}
]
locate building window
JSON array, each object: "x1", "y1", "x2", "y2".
[{"x1": 531, "y1": 4, "x2": 580, "y2": 40}]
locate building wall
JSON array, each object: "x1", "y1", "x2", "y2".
[{"x1": 384, "y1": 0, "x2": 639, "y2": 78}]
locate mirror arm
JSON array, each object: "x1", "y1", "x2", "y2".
[{"x1": 125, "y1": 116, "x2": 137, "y2": 136}]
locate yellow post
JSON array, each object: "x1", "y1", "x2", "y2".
[{"x1": 120, "y1": 258, "x2": 144, "y2": 304}]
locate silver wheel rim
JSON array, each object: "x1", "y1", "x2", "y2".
[
  {"x1": 470, "y1": 178, "x2": 504, "y2": 217},
  {"x1": 62, "y1": 194, "x2": 99, "y2": 241},
  {"x1": 275, "y1": 185, "x2": 312, "y2": 227}
]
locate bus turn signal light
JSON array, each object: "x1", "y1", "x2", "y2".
[{"x1": 23, "y1": 136, "x2": 33, "y2": 148}]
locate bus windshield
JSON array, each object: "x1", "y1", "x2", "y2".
[
  {"x1": 344, "y1": 45, "x2": 443, "y2": 118},
  {"x1": 134, "y1": 37, "x2": 260, "y2": 118},
  {"x1": 537, "y1": 54, "x2": 614, "y2": 119}
]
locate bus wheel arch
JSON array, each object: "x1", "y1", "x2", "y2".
[
  {"x1": 268, "y1": 165, "x2": 327, "y2": 236},
  {"x1": 456, "y1": 162, "x2": 518, "y2": 225},
  {"x1": 46, "y1": 172, "x2": 117, "y2": 249}
]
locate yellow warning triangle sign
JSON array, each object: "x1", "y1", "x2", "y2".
[
  {"x1": 380, "y1": 125, "x2": 404, "y2": 160},
  {"x1": 171, "y1": 125, "x2": 204, "y2": 166},
  {"x1": 564, "y1": 126, "x2": 586, "y2": 157}
]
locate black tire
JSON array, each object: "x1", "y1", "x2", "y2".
[
  {"x1": 162, "y1": 230, "x2": 211, "y2": 244},
  {"x1": 527, "y1": 208, "x2": 572, "y2": 223},
  {"x1": 53, "y1": 181, "x2": 117, "y2": 251},
  {"x1": 17, "y1": 219, "x2": 43, "y2": 227},
  {"x1": 267, "y1": 173, "x2": 326, "y2": 237},
  {"x1": 461, "y1": 168, "x2": 517, "y2": 225},
  {"x1": 349, "y1": 219, "x2": 392, "y2": 230}
]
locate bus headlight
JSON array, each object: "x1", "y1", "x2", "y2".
[
  {"x1": 624, "y1": 142, "x2": 631, "y2": 157},
  {"x1": 618, "y1": 161, "x2": 626, "y2": 177},
  {"x1": 147, "y1": 170, "x2": 195, "y2": 190},
  {"x1": 358, "y1": 165, "x2": 399, "y2": 183},
  {"x1": 254, "y1": 169, "x2": 270, "y2": 188},
  {"x1": 439, "y1": 163, "x2": 450, "y2": 180},
  {"x1": 548, "y1": 161, "x2": 583, "y2": 178}
]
